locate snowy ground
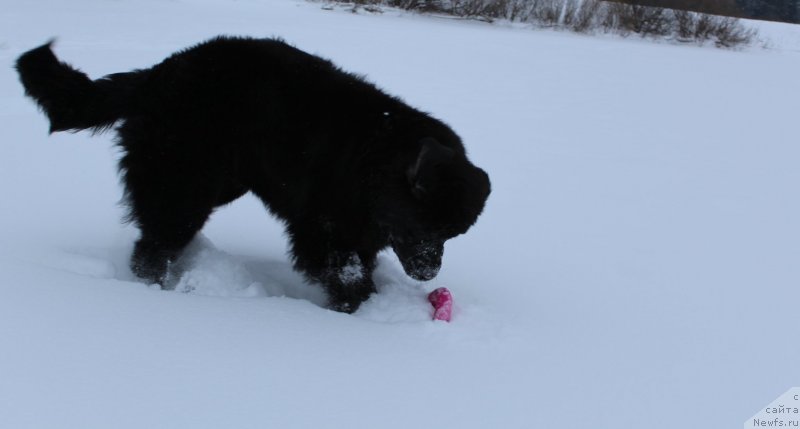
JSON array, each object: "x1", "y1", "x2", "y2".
[{"x1": 1, "y1": 1, "x2": 799, "y2": 428}]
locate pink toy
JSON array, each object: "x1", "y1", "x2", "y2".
[{"x1": 428, "y1": 287, "x2": 453, "y2": 322}]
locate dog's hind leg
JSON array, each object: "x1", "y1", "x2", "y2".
[
  {"x1": 127, "y1": 189, "x2": 215, "y2": 286},
  {"x1": 119, "y1": 130, "x2": 221, "y2": 287},
  {"x1": 129, "y1": 210, "x2": 212, "y2": 287}
]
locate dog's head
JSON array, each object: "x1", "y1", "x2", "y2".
[{"x1": 385, "y1": 137, "x2": 491, "y2": 281}]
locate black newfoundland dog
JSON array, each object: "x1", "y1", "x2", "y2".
[{"x1": 16, "y1": 37, "x2": 490, "y2": 312}]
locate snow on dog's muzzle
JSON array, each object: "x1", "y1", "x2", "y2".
[{"x1": 392, "y1": 239, "x2": 444, "y2": 282}]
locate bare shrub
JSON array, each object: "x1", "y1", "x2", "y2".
[
  {"x1": 384, "y1": 0, "x2": 418, "y2": 10},
  {"x1": 506, "y1": 0, "x2": 534, "y2": 21},
  {"x1": 569, "y1": 0, "x2": 607, "y2": 33},
  {"x1": 612, "y1": 4, "x2": 673, "y2": 37},
  {"x1": 712, "y1": 16, "x2": 758, "y2": 47},
  {"x1": 672, "y1": 9, "x2": 697, "y2": 41},
  {"x1": 528, "y1": 0, "x2": 564, "y2": 26},
  {"x1": 671, "y1": 8, "x2": 757, "y2": 46},
  {"x1": 558, "y1": 0, "x2": 580, "y2": 27},
  {"x1": 385, "y1": 0, "x2": 445, "y2": 12},
  {"x1": 432, "y1": 0, "x2": 536, "y2": 22},
  {"x1": 694, "y1": 12, "x2": 716, "y2": 41},
  {"x1": 451, "y1": 0, "x2": 504, "y2": 20},
  {"x1": 323, "y1": 0, "x2": 757, "y2": 48}
]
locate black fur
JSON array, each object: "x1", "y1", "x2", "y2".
[{"x1": 16, "y1": 36, "x2": 491, "y2": 312}]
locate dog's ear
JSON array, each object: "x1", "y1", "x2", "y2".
[{"x1": 407, "y1": 138, "x2": 455, "y2": 200}]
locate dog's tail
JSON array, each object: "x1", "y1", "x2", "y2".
[{"x1": 16, "y1": 41, "x2": 142, "y2": 133}]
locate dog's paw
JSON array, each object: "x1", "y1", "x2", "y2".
[{"x1": 328, "y1": 291, "x2": 373, "y2": 314}]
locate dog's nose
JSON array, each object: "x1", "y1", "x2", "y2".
[{"x1": 408, "y1": 263, "x2": 440, "y2": 282}]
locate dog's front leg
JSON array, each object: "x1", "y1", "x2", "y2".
[
  {"x1": 295, "y1": 249, "x2": 376, "y2": 313},
  {"x1": 321, "y1": 252, "x2": 377, "y2": 313},
  {"x1": 289, "y1": 225, "x2": 378, "y2": 313}
]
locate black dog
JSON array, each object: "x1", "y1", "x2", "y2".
[{"x1": 16, "y1": 37, "x2": 490, "y2": 312}]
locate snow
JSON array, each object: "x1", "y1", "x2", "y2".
[
  {"x1": 1, "y1": 1, "x2": 800, "y2": 428},
  {"x1": 337, "y1": 254, "x2": 365, "y2": 285}
]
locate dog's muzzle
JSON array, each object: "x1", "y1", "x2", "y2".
[{"x1": 392, "y1": 239, "x2": 444, "y2": 282}]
